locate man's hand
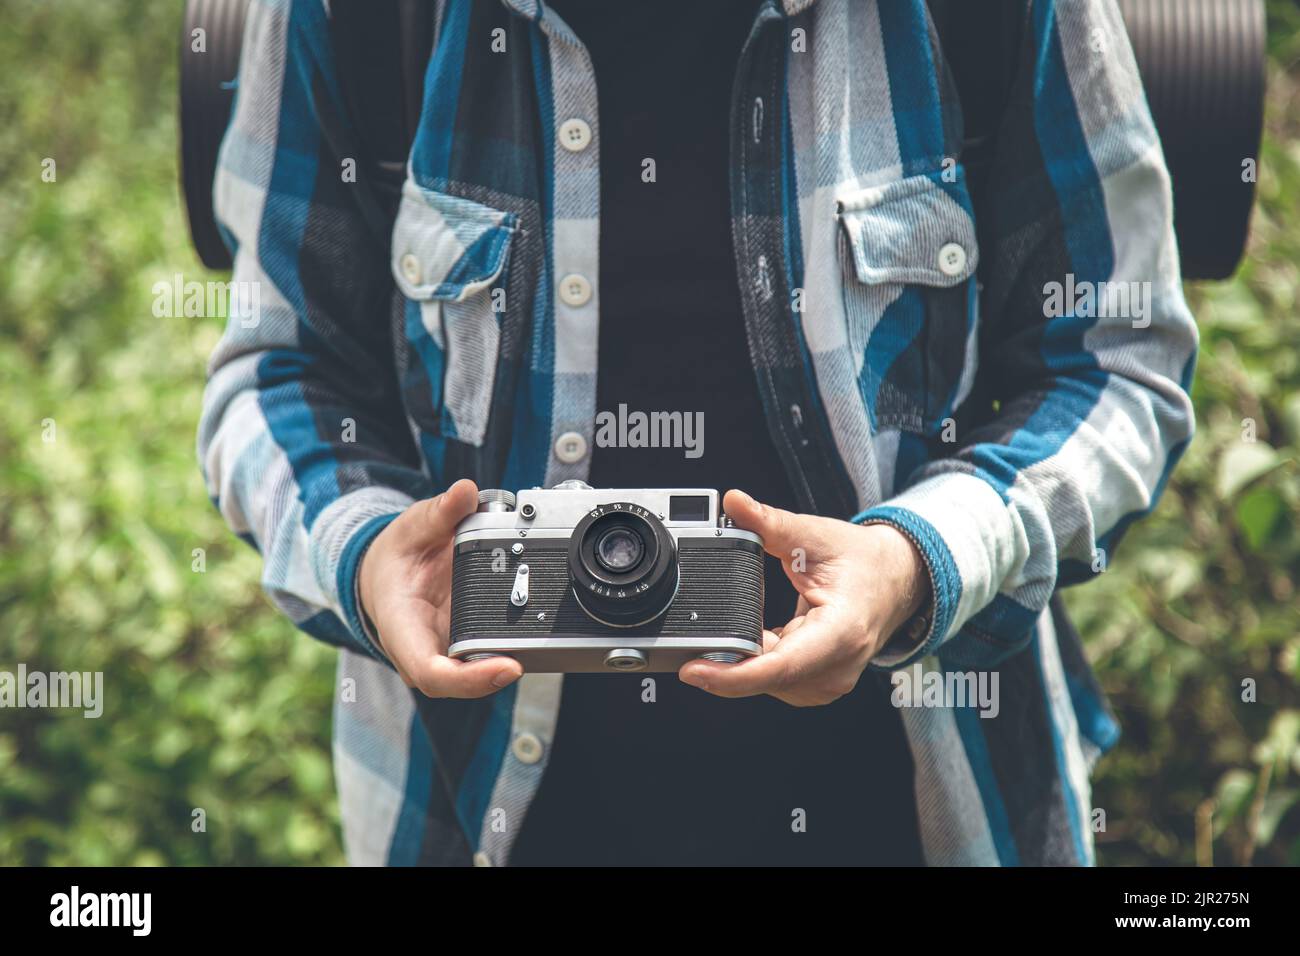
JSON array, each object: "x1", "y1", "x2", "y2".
[
  {"x1": 358, "y1": 478, "x2": 523, "y2": 697},
  {"x1": 678, "y1": 489, "x2": 930, "y2": 707}
]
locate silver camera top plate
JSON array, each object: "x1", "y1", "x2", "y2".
[{"x1": 454, "y1": 483, "x2": 760, "y2": 546}]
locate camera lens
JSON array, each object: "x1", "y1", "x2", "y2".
[
  {"x1": 595, "y1": 527, "x2": 644, "y2": 573},
  {"x1": 568, "y1": 504, "x2": 678, "y2": 628}
]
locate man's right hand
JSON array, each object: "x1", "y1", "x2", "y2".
[{"x1": 357, "y1": 478, "x2": 524, "y2": 697}]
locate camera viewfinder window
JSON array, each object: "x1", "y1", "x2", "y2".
[{"x1": 669, "y1": 495, "x2": 710, "y2": 522}]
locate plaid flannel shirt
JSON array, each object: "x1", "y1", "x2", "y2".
[{"x1": 200, "y1": 0, "x2": 1197, "y2": 866}]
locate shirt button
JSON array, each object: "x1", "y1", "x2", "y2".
[
  {"x1": 472, "y1": 851, "x2": 492, "y2": 867},
  {"x1": 512, "y1": 732, "x2": 544, "y2": 765},
  {"x1": 937, "y1": 242, "x2": 968, "y2": 277},
  {"x1": 559, "y1": 118, "x2": 592, "y2": 152},
  {"x1": 554, "y1": 431, "x2": 588, "y2": 464},
  {"x1": 558, "y1": 273, "x2": 592, "y2": 307},
  {"x1": 399, "y1": 253, "x2": 422, "y2": 286}
]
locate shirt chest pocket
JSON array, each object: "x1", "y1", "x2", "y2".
[
  {"x1": 391, "y1": 180, "x2": 518, "y2": 448},
  {"x1": 836, "y1": 169, "x2": 980, "y2": 437}
]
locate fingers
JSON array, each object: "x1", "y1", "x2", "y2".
[
  {"x1": 396, "y1": 478, "x2": 480, "y2": 551},
  {"x1": 779, "y1": 613, "x2": 810, "y2": 639},
  {"x1": 430, "y1": 600, "x2": 451, "y2": 643},
  {"x1": 679, "y1": 643, "x2": 798, "y2": 699},
  {"x1": 680, "y1": 607, "x2": 864, "y2": 706},
  {"x1": 722, "y1": 489, "x2": 806, "y2": 560},
  {"x1": 679, "y1": 619, "x2": 826, "y2": 701},
  {"x1": 407, "y1": 654, "x2": 524, "y2": 699},
  {"x1": 377, "y1": 598, "x2": 521, "y2": 698},
  {"x1": 424, "y1": 545, "x2": 458, "y2": 608}
]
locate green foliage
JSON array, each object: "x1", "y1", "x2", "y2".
[
  {"x1": 0, "y1": 0, "x2": 342, "y2": 865},
  {"x1": 1066, "y1": 2, "x2": 1300, "y2": 867},
  {"x1": 0, "y1": 0, "x2": 1297, "y2": 866}
]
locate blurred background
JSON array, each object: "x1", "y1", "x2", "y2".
[{"x1": 1, "y1": 0, "x2": 1297, "y2": 866}]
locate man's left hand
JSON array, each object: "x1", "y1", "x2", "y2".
[{"x1": 678, "y1": 489, "x2": 930, "y2": 707}]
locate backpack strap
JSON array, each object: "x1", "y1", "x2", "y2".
[
  {"x1": 923, "y1": 0, "x2": 1028, "y2": 427},
  {"x1": 328, "y1": 0, "x2": 434, "y2": 236},
  {"x1": 925, "y1": 0, "x2": 1029, "y2": 239},
  {"x1": 396, "y1": 0, "x2": 436, "y2": 149}
]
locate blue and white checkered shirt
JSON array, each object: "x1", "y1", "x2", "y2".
[{"x1": 200, "y1": 0, "x2": 1197, "y2": 865}]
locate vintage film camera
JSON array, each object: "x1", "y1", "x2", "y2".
[{"x1": 448, "y1": 482, "x2": 764, "y2": 673}]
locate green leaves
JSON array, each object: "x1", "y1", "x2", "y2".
[
  {"x1": 1068, "y1": 0, "x2": 1300, "y2": 867},
  {"x1": 1236, "y1": 487, "x2": 1284, "y2": 550},
  {"x1": 1215, "y1": 442, "x2": 1285, "y2": 500},
  {"x1": 0, "y1": 0, "x2": 342, "y2": 866}
]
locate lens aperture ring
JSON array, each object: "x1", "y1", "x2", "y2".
[{"x1": 568, "y1": 502, "x2": 678, "y2": 627}]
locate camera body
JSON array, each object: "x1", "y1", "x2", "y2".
[{"x1": 448, "y1": 482, "x2": 764, "y2": 673}]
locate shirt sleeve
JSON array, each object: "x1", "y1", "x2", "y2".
[
  {"x1": 858, "y1": 0, "x2": 1198, "y2": 669},
  {"x1": 197, "y1": 0, "x2": 433, "y2": 659}
]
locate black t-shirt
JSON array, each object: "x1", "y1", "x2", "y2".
[{"x1": 508, "y1": 0, "x2": 923, "y2": 866}]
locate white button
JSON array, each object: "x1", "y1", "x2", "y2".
[
  {"x1": 559, "y1": 118, "x2": 592, "y2": 152},
  {"x1": 860, "y1": 187, "x2": 885, "y2": 208},
  {"x1": 399, "y1": 253, "x2": 422, "y2": 286},
  {"x1": 937, "y1": 242, "x2": 967, "y2": 277},
  {"x1": 554, "y1": 431, "x2": 588, "y2": 464},
  {"x1": 512, "y1": 732, "x2": 544, "y2": 765},
  {"x1": 558, "y1": 273, "x2": 592, "y2": 307},
  {"x1": 472, "y1": 851, "x2": 492, "y2": 867}
]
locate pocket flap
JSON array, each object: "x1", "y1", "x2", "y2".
[
  {"x1": 836, "y1": 171, "x2": 978, "y2": 288},
  {"x1": 391, "y1": 180, "x2": 518, "y2": 302}
]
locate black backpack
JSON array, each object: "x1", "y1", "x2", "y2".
[{"x1": 180, "y1": 0, "x2": 1265, "y2": 281}]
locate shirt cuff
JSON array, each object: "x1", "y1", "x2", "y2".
[
  {"x1": 309, "y1": 488, "x2": 414, "y2": 661},
  {"x1": 853, "y1": 470, "x2": 1021, "y2": 668},
  {"x1": 874, "y1": 590, "x2": 933, "y2": 668},
  {"x1": 337, "y1": 511, "x2": 404, "y2": 662}
]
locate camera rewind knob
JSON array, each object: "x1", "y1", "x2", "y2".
[{"x1": 477, "y1": 489, "x2": 517, "y2": 513}]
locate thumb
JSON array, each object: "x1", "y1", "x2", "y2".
[
  {"x1": 400, "y1": 478, "x2": 481, "y2": 549},
  {"x1": 723, "y1": 489, "x2": 809, "y2": 561}
]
